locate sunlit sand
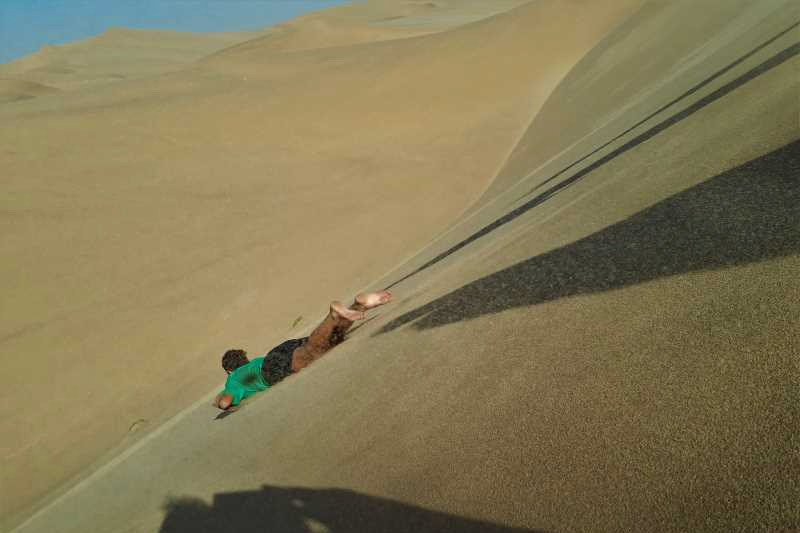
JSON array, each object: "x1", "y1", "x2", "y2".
[{"x1": 1, "y1": 1, "x2": 796, "y2": 531}]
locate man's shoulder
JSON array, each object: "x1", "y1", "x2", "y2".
[
  {"x1": 227, "y1": 357, "x2": 264, "y2": 382},
  {"x1": 244, "y1": 356, "x2": 265, "y2": 374},
  {"x1": 224, "y1": 372, "x2": 242, "y2": 389}
]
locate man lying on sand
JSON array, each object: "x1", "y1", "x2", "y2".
[{"x1": 214, "y1": 291, "x2": 393, "y2": 410}]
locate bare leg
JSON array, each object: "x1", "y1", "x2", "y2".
[{"x1": 290, "y1": 291, "x2": 392, "y2": 372}]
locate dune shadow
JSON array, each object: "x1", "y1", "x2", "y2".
[
  {"x1": 158, "y1": 485, "x2": 550, "y2": 533},
  {"x1": 378, "y1": 141, "x2": 799, "y2": 334}
]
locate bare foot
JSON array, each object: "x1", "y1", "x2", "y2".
[
  {"x1": 353, "y1": 290, "x2": 393, "y2": 311},
  {"x1": 331, "y1": 301, "x2": 366, "y2": 321}
]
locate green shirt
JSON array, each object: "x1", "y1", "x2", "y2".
[{"x1": 221, "y1": 357, "x2": 269, "y2": 406}]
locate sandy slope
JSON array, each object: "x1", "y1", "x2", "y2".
[
  {"x1": 0, "y1": 0, "x2": 648, "y2": 527},
  {"x1": 477, "y1": 0, "x2": 800, "y2": 208},
  {"x1": 4, "y1": 0, "x2": 798, "y2": 531}
]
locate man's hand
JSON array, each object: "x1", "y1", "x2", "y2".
[{"x1": 215, "y1": 394, "x2": 234, "y2": 410}]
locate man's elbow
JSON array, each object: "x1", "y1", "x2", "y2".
[{"x1": 217, "y1": 395, "x2": 233, "y2": 410}]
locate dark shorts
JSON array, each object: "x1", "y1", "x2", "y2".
[{"x1": 261, "y1": 337, "x2": 308, "y2": 386}]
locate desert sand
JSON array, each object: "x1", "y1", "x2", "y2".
[
  {"x1": 0, "y1": 27, "x2": 268, "y2": 91},
  {"x1": 1, "y1": 1, "x2": 797, "y2": 532}
]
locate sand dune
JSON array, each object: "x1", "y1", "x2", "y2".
[
  {"x1": 204, "y1": 0, "x2": 532, "y2": 56},
  {"x1": 479, "y1": 0, "x2": 800, "y2": 207},
  {"x1": 0, "y1": 1, "x2": 530, "y2": 94},
  {"x1": 0, "y1": 27, "x2": 264, "y2": 91},
  {"x1": 0, "y1": 79, "x2": 58, "y2": 103},
  {"x1": 1, "y1": 0, "x2": 643, "y2": 526},
  {"x1": 3, "y1": 0, "x2": 798, "y2": 531}
]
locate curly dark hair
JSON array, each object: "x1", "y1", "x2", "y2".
[{"x1": 222, "y1": 349, "x2": 249, "y2": 372}]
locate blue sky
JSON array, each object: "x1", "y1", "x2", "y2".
[{"x1": 0, "y1": 0, "x2": 350, "y2": 64}]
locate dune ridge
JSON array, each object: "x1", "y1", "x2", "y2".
[
  {"x1": 202, "y1": 0, "x2": 532, "y2": 57},
  {"x1": 480, "y1": 0, "x2": 799, "y2": 206},
  {"x1": 0, "y1": 27, "x2": 267, "y2": 91}
]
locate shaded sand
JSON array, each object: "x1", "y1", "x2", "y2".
[
  {"x1": 4, "y1": 0, "x2": 799, "y2": 532},
  {"x1": 0, "y1": 0, "x2": 642, "y2": 527}
]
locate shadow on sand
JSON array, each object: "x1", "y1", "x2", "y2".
[
  {"x1": 158, "y1": 485, "x2": 549, "y2": 533},
  {"x1": 378, "y1": 141, "x2": 799, "y2": 334}
]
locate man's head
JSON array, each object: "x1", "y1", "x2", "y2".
[{"x1": 222, "y1": 349, "x2": 249, "y2": 374}]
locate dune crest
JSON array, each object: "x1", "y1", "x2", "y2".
[
  {"x1": 203, "y1": 0, "x2": 533, "y2": 58},
  {"x1": 0, "y1": 1, "x2": 532, "y2": 96},
  {"x1": 0, "y1": 28, "x2": 265, "y2": 91}
]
